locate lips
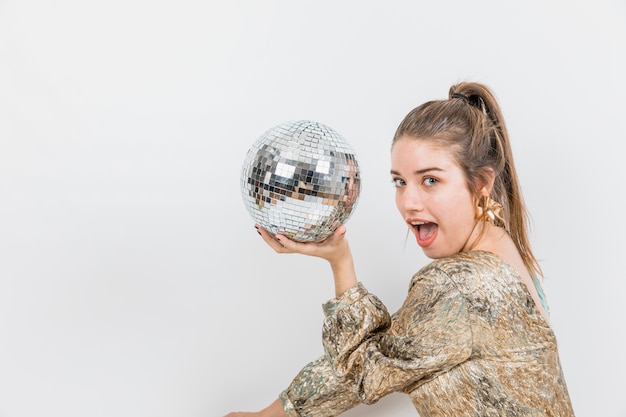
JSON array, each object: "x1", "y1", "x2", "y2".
[{"x1": 409, "y1": 220, "x2": 439, "y2": 247}]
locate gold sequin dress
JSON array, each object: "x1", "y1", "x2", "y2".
[{"x1": 279, "y1": 251, "x2": 575, "y2": 416}]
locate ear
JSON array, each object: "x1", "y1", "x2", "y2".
[{"x1": 476, "y1": 167, "x2": 496, "y2": 196}]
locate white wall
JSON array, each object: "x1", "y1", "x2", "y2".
[{"x1": 1, "y1": 1, "x2": 624, "y2": 416}]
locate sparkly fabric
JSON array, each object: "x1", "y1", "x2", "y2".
[{"x1": 280, "y1": 251, "x2": 575, "y2": 417}]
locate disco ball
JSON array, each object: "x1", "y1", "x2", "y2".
[{"x1": 240, "y1": 120, "x2": 361, "y2": 242}]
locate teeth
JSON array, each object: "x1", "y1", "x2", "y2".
[{"x1": 410, "y1": 221, "x2": 425, "y2": 226}]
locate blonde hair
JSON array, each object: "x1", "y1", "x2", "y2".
[{"x1": 393, "y1": 82, "x2": 542, "y2": 277}]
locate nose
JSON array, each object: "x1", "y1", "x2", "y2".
[{"x1": 397, "y1": 185, "x2": 424, "y2": 214}]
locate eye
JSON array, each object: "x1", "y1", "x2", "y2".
[
  {"x1": 391, "y1": 177, "x2": 405, "y2": 187},
  {"x1": 423, "y1": 177, "x2": 438, "y2": 186}
]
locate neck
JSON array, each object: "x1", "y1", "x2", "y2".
[{"x1": 462, "y1": 221, "x2": 508, "y2": 253}]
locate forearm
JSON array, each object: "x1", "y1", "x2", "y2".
[
  {"x1": 330, "y1": 252, "x2": 357, "y2": 297},
  {"x1": 260, "y1": 399, "x2": 287, "y2": 417},
  {"x1": 223, "y1": 398, "x2": 285, "y2": 417},
  {"x1": 260, "y1": 224, "x2": 358, "y2": 297}
]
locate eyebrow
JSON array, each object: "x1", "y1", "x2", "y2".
[{"x1": 390, "y1": 167, "x2": 445, "y2": 176}]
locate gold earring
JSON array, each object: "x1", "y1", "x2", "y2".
[{"x1": 476, "y1": 195, "x2": 506, "y2": 228}]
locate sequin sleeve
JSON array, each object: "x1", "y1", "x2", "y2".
[
  {"x1": 278, "y1": 284, "x2": 384, "y2": 417},
  {"x1": 279, "y1": 355, "x2": 360, "y2": 417},
  {"x1": 281, "y1": 266, "x2": 473, "y2": 416},
  {"x1": 321, "y1": 269, "x2": 472, "y2": 405}
]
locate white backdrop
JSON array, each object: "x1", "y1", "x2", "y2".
[{"x1": 1, "y1": 1, "x2": 625, "y2": 416}]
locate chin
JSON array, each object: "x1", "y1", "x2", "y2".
[{"x1": 421, "y1": 246, "x2": 460, "y2": 260}]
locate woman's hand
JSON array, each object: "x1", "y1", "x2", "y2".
[
  {"x1": 224, "y1": 399, "x2": 287, "y2": 417},
  {"x1": 255, "y1": 223, "x2": 348, "y2": 263},
  {"x1": 255, "y1": 224, "x2": 358, "y2": 297}
]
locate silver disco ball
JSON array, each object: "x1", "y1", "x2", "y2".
[{"x1": 240, "y1": 120, "x2": 361, "y2": 242}]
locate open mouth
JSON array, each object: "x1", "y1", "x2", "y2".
[{"x1": 410, "y1": 220, "x2": 438, "y2": 247}]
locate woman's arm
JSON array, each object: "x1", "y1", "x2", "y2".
[
  {"x1": 322, "y1": 268, "x2": 473, "y2": 403},
  {"x1": 256, "y1": 224, "x2": 357, "y2": 297},
  {"x1": 223, "y1": 398, "x2": 285, "y2": 417},
  {"x1": 224, "y1": 355, "x2": 362, "y2": 417},
  {"x1": 225, "y1": 225, "x2": 363, "y2": 417}
]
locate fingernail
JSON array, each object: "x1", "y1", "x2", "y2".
[{"x1": 257, "y1": 231, "x2": 262, "y2": 236}]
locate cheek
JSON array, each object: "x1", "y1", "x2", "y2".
[{"x1": 440, "y1": 193, "x2": 475, "y2": 229}]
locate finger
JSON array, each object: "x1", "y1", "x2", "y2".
[
  {"x1": 275, "y1": 231, "x2": 332, "y2": 256},
  {"x1": 317, "y1": 224, "x2": 347, "y2": 245},
  {"x1": 332, "y1": 223, "x2": 347, "y2": 237},
  {"x1": 255, "y1": 225, "x2": 290, "y2": 252},
  {"x1": 274, "y1": 233, "x2": 299, "y2": 252}
]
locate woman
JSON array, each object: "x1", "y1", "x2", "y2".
[{"x1": 226, "y1": 82, "x2": 575, "y2": 416}]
